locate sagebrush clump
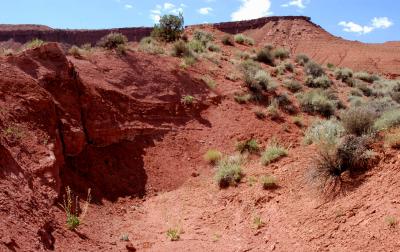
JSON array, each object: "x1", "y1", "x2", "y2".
[
  {"x1": 340, "y1": 107, "x2": 377, "y2": 136},
  {"x1": 204, "y1": 149, "x2": 223, "y2": 164},
  {"x1": 234, "y1": 34, "x2": 254, "y2": 46},
  {"x1": 304, "y1": 61, "x2": 325, "y2": 78},
  {"x1": 214, "y1": 155, "x2": 244, "y2": 188},
  {"x1": 98, "y1": 33, "x2": 128, "y2": 49},
  {"x1": 261, "y1": 140, "x2": 288, "y2": 165},
  {"x1": 297, "y1": 89, "x2": 336, "y2": 117}
]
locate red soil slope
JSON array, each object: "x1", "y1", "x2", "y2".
[{"x1": 0, "y1": 22, "x2": 400, "y2": 251}]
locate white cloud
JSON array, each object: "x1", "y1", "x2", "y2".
[
  {"x1": 124, "y1": 4, "x2": 133, "y2": 9},
  {"x1": 339, "y1": 17, "x2": 393, "y2": 35},
  {"x1": 281, "y1": 0, "x2": 305, "y2": 9},
  {"x1": 231, "y1": 0, "x2": 272, "y2": 21},
  {"x1": 338, "y1": 21, "x2": 373, "y2": 34},
  {"x1": 149, "y1": 2, "x2": 186, "y2": 23},
  {"x1": 164, "y1": 3, "x2": 175, "y2": 10},
  {"x1": 198, "y1": 7, "x2": 213, "y2": 15},
  {"x1": 372, "y1": 17, "x2": 393, "y2": 29}
]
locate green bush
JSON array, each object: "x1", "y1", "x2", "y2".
[
  {"x1": 261, "y1": 175, "x2": 278, "y2": 189},
  {"x1": 261, "y1": 140, "x2": 288, "y2": 165},
  {"x1": 214, "y1": 155, "x2": 244, "y2": 188},
  {"x1": 151, "y1": 14, "x2": 184, "y2": 42},
  {"x1": 207, "y1": 43, "x2": 220, "y2": 52},
  {"x1": 273, "y1": 48, "x2": 290, "y2": 60},
  {"x1": 204, "y1": 149, "x2": 222, "y2": 164},
  {"x1": 138, "y1": 37, "x2": 164, "y2": 55},
  {"x1": 193, "y1": 29, "x2": 214, "y2": 45},
  {"x1": 304, "y1": 61, "x2": 325, "y2": 78},
  {"x1": 374, "y1": 109, "x2": 400, "y2": 131},
  {"x1": 240, "y1": 60, "x2": 275, "y2": 93},
  {"x1": 236, "y1": 139, "x2": 259, "y2": 154},
  {"x1": 181, "y1": 95, "x2": 195, "y2": 105},
  {"x1": 298, "y1": 89, "x2": 336, "y2": 116},
  {"x1": 234, "y1": 34, "x2": 254, "y2": 46},
  {"x1": 354, "y1": 71, "x2": 379, "y2": 83},
  {"x1": 356, "y1": 82, "x2": 372, "y2": 97},
  {"x1": 171, "y1": 41, "x2": 191, "y2": 57},
  {"x1": 24, "y1": 38, "x2": 45, "y2": 49},
  {"x1": 304, "y1": 118, "x2": 344, "y2": 145},
  {"x1": 255, "y1": 48, "x2": 274, "y2": 66},
  {"x1": 284, "y1": 79, "x2": 302, "y2": 93},
  {"x1": 295, "y1": 54, "x2": 309, "y2": 66},
  {"x1": 98, "y1": 33, "x2": 128, "y2": 49},
  {"x1": 305, "y1": 75, "x2": 332, "y2": 89},
  {"x1": 166, "y1": 228, "x2": 180, "y2": 241},
  {"x1": 221, "y1": 35, "x2": 234, "y2": 46},
  {"x1": 334, "y1": 68, "x2": 353, "y2": 84},
  {"x1": 188, "y1": 39, "x2": 206, "y2": 53},
  {"x1": 340, "y1": 107, "x2": 377, "y2": 136}
]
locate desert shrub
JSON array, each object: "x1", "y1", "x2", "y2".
[
  {"x1": 214, "y1": 155, "x2": 244, "y2": 188},
  {"x1": 350, "y1": 89, "x2": 363, "y2": 97},
  {"x1": 255, "y1": 47, "x2": 274, "y2": 66},
  {"x1": 365, "y1": 97, "x2": 399, "y2": 115},
  {"x1": 295, "y1": 54, "x2": 309, "y2": 66},
  {"x1": 253, "y1": 216, "x2": 264, "y2": 229},
  {"x1": 207, "y1": 43, "x2": 220, "y2": 52},
  {"x1": 304, "y1": 61, "x2": 325, "y2": 78},
  {"x1": 335, "y1": 68, "x2": 353, "y2": 85},
  {"x1": 355, "y1": 82, "x2": 373, "y2": 97},
  {"x1": 284, "y1": 79, "x2": 302, "y2": 93},
  {"x1": 336, "y1": 135, "x2": 373, "y2": 172},
  {"x1": 298, "y1": 89, "x2": 336, "y2": 116},
  {"x1": 115, "y1": 44, "x2": 127, "y2": 55},
  {"x1": 221, "y1": 35, "x2": 235, "y2": 46},
  {"x1": 305, "y1": 75, "x2": 332, "y2": 89},
  {"x1": 292, "y1": 116, "x2": 304, "y2": 127},
  {"x1": 254, "y1": 110, "x2": 266, "y2": 119},
  {"x1": 261, "y1": 140, "x2": 288, "y2": 165},
  {"x1": 273, "y1": 48, "x2": 290, "y2": 60},
  {"x1": 348, "y1": 96, "x2": 364, "y2": 107},
  {"x1": 340, "y1": 107, "x2": 377, "y2": 136},
  {"x1": 304, "y1": 118, "x2": 345, "y2": 145},
  {"x1": 24, "y1": 38, "x2": 45, "y2": 49},
  {"x1": 139, "y1": 37, "x2": 164, "y2": 55},
  {"x1": 371, "y1": 79, "x2": 400, "y2": 98},
  {"x1": 204, "y1": 149, "x2": 223, "y2": 164},
  {"x1": 201, "y1": 75, "x2": 217, "y2": 89},
  {"x1": 181, "y1": 95, "x2": 195, "y2": 105},
  {"x1": 239, "y1": 60, "x2": 275, "y2": 93},
  {"x1": 98, "y1": 33, "x2": 128, "y2": 49},
  {"x1": 374, "y1": 109, "x2": 400, "y2": 131},
  {"x1": 384, "y1": 128, "x2": 400, "y2": 148},
  {"x1": 234, "y1": 93, "x2": 252, "y2": 104},
  {"x1": 235, "y1": 50, "x2": 251, "y2": 60},
  {"x1": 385, "y1": 216, "x2": 397, "y2": 228},
  {"x1": 68, "y1": 46, "x2": 82, "y2": 58},
  {"x1": 236, "y1": 139, "x2": 259, "y2": 154},
  {"x1": 327, "y1": 63, "x2": 335, "y2": 69},
  {"x1": 151, "y1": 14, "x2": 184, "y2": 42},
  {"x1": 193, "y1": 29, "x2": 214, "y2": 45},
  {"x1": 261, "y1": 175, "x2": 278, "y2": 189},
  {"x1": 0, "y1": 48, "x2": 14, "y2": 56},
  {"x1": 282, "y1": 61, "x2": 294, "y2": 72},
  {"x1": 312, "y1": 135, "x2": 374, "y2": 189},
  {"x1": 354, "y1": 71, "x2": 379, "y2": 83},
  {"x1": 234, "y1": 34, "x2": 254, "y2": 46},
  {"x1": 166, "y1": 228, "x2": 180, "y2": 241},
  {"x1": 188, "y1": 39, "x2": 206, "y2": 53},
  {"x1": 267, "y1": 99, "x2": 280, "y2": 120},
  {"x1": 60, "y1": 186, "x2": 91, "y2": 230},
  {"x1": 171, "y1": 41, "x2": 192, "y2": 57}
]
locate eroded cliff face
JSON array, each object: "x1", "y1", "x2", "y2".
[{"x1": 0, "y1": 43, "x2": 211, "y2": 250}]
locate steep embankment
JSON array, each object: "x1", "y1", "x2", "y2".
[
  {"x1": 215, "y1": 16, "x2": 400, "y2": 77},
  {"x1": 0, "y1": 43, "x2": 213, "y2": 251}
]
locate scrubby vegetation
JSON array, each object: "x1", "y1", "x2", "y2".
[
  {"x1": 261, "y1": 175, "x2": 278, "y2": 189},
  {"x1": 151, "y1": 14, "x2": 184, "y2": 42},
  {"x1": 166, "y1": 228, "x2": 181, "y2": 241},
  {"x1": 204, "y1": 149, "x2": 223, "y2": 164},
  {"x1": 297, "y1": 89, "x2": 337, "y2": 117},
  {"x1": 261, "y1": 140, "x2": 288, "y2": 165},
  {"x1": 60, "y1": 186, "x2": 91, "y2": 230},
  {"x1": 234, "y1": 34, "x2": 255, "y2": 46},
  {"x1": 236, "y1": 139, "x2": 260, "y2": 154},
  {"x1": 139, "y1": 37, "x2": 164, "y2": 55},
  {"x1": 98, "y1": 33, "x2": 128, "y2": 50},
  {"x1": 354, "y1": 71, "x2": 379, "y2": 83},
  {"x1": 214, "y1": 155, "x2": 244, "y2": 188},
  {"x1": 221, "y1": 35, "x2": 235, "y2": 46},
  {"x1": 334, "y1": 68, "x2": 353, "y2": 85},
  {"x1": 304, "y1": 61, "x2": 325, "y2": 78},
  {"x1": 304, "y1": 118, "x2": 345, "y2": 145},
  {"x1": 284, "y1": 79, "x2": 303, "y2": 93},
  {"x1": 340, "y1": 107, "x2": 377, "y2": 136},
  {"x1": 305, "y1": 75, "x2": 332, "y2": 89},
  {"x1": 24, "y1": 38, "x2": 45, "y2": 50},
  {"x1": 295, "y1": 54, "x2": 309, "y2": 66},
  {"x1": 273, "y1": 48, "x2": 290, "y2": 60},
  {"x1": 255, "y1": 47, "x2": 275, "y2": 66},
  {"x1": 374, "y1": 109, "x2": 400, "y2": 131}
]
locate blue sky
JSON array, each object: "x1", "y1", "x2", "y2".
[{"x1": 0, "y1": 0, "x2": 398, "y2": 43}]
